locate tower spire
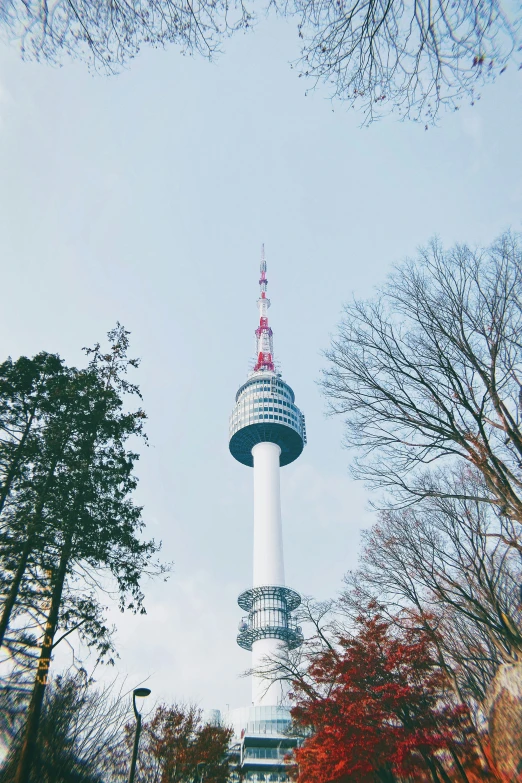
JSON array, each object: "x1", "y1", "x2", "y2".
[{"x1": 254, "y1": 244, "x2": 275, "y2": 373}]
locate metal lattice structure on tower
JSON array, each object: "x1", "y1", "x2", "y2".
[{"x1": 229, "y1": 246, "x2": 306, "y2": 707}]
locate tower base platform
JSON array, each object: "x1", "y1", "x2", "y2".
[{"x1": 215, "y1": 706, "x2": 299, "y2": 783}]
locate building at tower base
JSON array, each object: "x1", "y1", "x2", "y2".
[{"x1": 226, "y1": 707, "x2": 298, "y2": 783}]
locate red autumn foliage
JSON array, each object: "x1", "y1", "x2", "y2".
[
  {"x1": 131, "y1": 703, "x2": 233, "y2": 783},
  {"x1": 289, "y1": 613, "x2": 490, "y2": 783}
]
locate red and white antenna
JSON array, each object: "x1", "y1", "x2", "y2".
[{"x1": 254, "y1": 245, "x2": 275, "y2": 373}]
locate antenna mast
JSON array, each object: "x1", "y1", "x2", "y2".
[{"x1": 254, "y1": 244, "x2": 275, "y2": 373}]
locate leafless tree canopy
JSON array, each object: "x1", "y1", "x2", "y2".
[
  {"x1": 250, "y1": 597, "x2": 345, "y2": 706},
  {"x1": 287, "y1": 0, "x2": 518, "y2": 121},
  {"x1": 0, "y1": 671, "x2": 131, "y2": 782},
  {"x1": 342, "y1": 470, "x2": 522, "y2": 695},
  {"x1": 261, "y1": 489, "x2": 521, "y2": 737},
  {"x1": 323, "y1": 232, "x2": 522, "y2": 526},
  {"x1": 0, "y1": 0, "x2": 519, "y2": 121},
  {"x1": 0, "y1": 0, "x2": 252, "y2": 69}
]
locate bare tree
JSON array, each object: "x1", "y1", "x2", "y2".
[
  {"x1": 251, "y1": 597, "x2": 342, "y2": 706},
  {"x1": 0, "y1": 0, "x2": 252, "y2": 71},
  {"x1": 323, "y1": 232, "x2": 522, "y2": 548},
  {"x1": 0, "y1": 670, "x2": 132, "y2": 782},
  {"x1": 0, "y1": 0, "x2": 518, "y2": 122},
  {"x1": 286, "y1": 0, "x2": 518, "y2": 123},
  {"x1": 341, "y1": 469, "x2": 522, "y2": 704}
]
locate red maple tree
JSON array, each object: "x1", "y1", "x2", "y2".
[
  {"x1": 290, "y1": 613, "x2": 489, "y2": 783},
  {"x1": 121, "y1": 703, "x2": 233, "y2": 783}
]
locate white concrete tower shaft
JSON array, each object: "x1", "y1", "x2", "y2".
[
  {"x1": 252, "y1": 442, "x2": 284, "y2": 587},
  {"x1": 252, "y1": 441, "x2": 285, "y2": 706}
]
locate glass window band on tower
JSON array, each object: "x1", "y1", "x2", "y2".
[{"x1": 229, "y1": 372, "x2": 307, "y2": 467}]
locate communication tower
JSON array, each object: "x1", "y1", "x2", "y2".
[{"x1": 223, "y1": 247, "x2": 306, "y2": 783}]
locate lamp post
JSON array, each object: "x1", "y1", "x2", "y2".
[{"x1": 127, "y1": 687, "x2": 151, "y2": 783}]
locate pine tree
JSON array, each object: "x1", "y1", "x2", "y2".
[
  {"x1": 0, "y1": 352, "x2": 71, "y2": 650},
  {"x1": 0, "y1": 325, "x2": 167, "y2": 783}
]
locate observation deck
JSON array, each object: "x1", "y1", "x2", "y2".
[{"x1": 229, "y1": 372, "x2": 307, "y2": 467}]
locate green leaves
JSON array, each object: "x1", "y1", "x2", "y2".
[{"x1": 0, "y1": 325, "x2": 169, "y2": 783}]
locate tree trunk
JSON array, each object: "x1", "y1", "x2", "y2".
[
  {"x1": 420, "y1": 750, "x2": 454, "y2": 783},
  {"x1": 0, "y1": 534, "x2": 34, "y2": 649},
  {"x1": 425, "y1": 759, "x2": 441, "y2": 783},
  {"x1": 0, "y1": 409, "x2": 35, "y2": 516},
  {"x1": 14, "y1": 530, "x2": 72, "y2": 783},
  {"x1": 487, "y1": 663, "x2": 522, "y2": 780},
  {"x1": 0, "y1": 452, "x2": 62, "y2": 649},
  {"x1": 376, "y1": 765, "x2": 397, "y2": 783},
  {"x1": 448, "y1": 746, "x2": 471, "y2": 783},
  {"x1": 432, "y1": 756, "x2": 453, "y2": 783}
]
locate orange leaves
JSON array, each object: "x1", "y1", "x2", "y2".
[
  {"x1": 137, "y1": 704, "x2": 233, "y2": 783},
  {"x1": 290, "y1": 613, "x2": 482, "y2": 783}
]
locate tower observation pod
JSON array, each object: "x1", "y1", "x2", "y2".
[{"x1": 229, "y1": 246, "x2": 306, "y2": 707}]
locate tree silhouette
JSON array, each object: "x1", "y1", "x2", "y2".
[
  {"x1": 0, "y1": 671, "x2": 131, "y2": 783},
  {"x1": 323, "y1": 232, "x2": 522, "y2": 548}
]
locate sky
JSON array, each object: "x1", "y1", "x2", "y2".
[{"x1": 0, "y1": 15, "x2": 521, "y2": 715}]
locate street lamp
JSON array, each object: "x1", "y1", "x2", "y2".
[{"x1": 127, "y1": 687, "x2": 151, "y2": 783}]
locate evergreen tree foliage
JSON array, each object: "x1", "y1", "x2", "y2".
[{"x1": 0, "y1": 325, "x2": 168, "y2": 783}]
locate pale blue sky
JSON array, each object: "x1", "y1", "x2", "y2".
[{"x1": 0, "y1": 17, "x2": 521, "y2": 711}]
